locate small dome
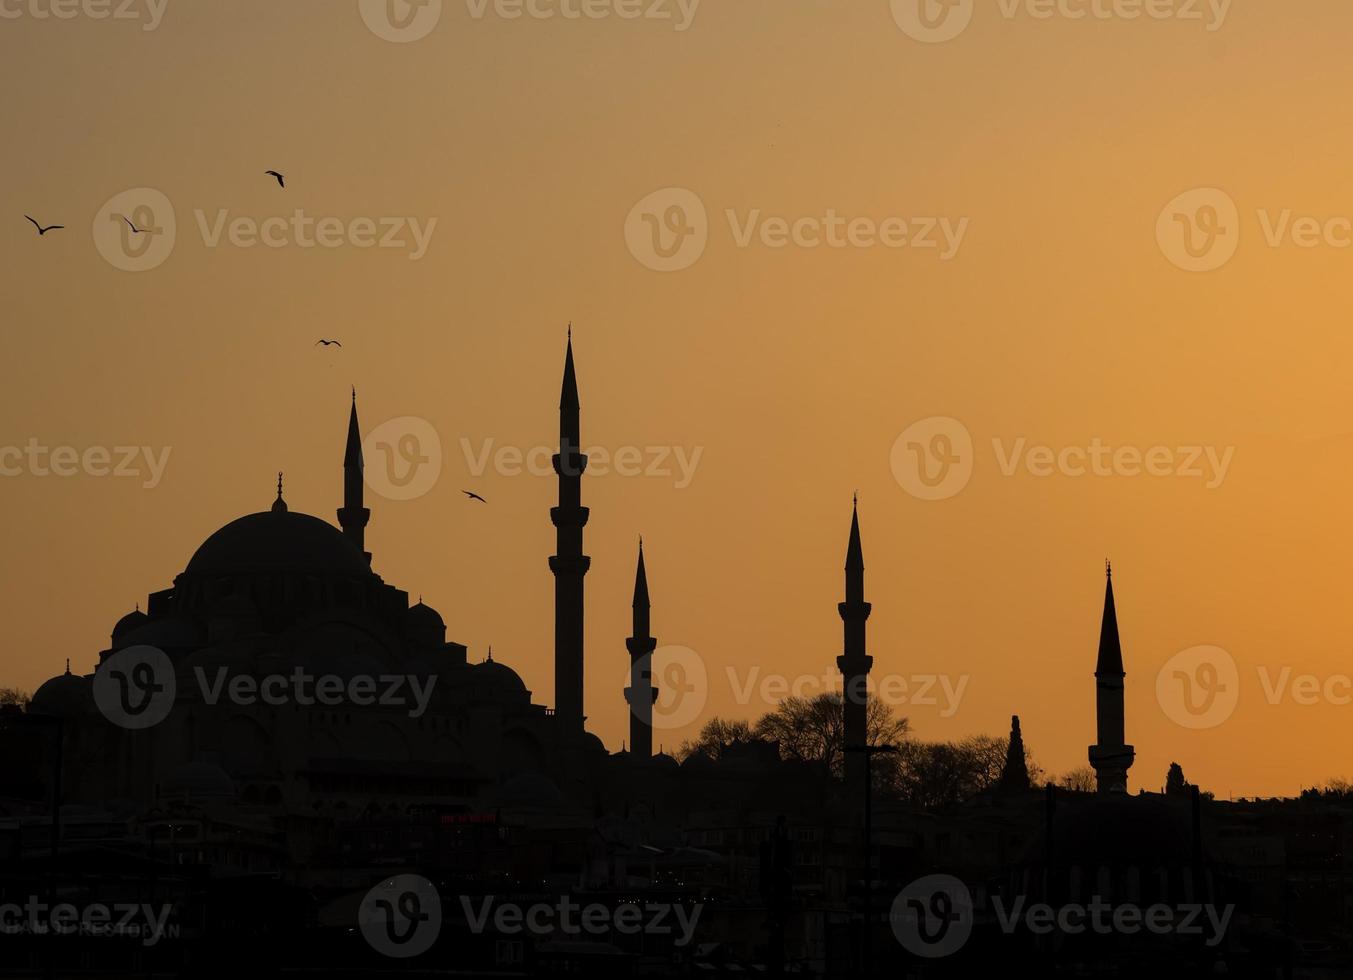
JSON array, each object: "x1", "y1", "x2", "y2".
[
  {"x1": 406, "y1": 601, "x2": 444, "y2": 629},
  {"x1": 111, "y1": 608, "x2": 149, "y2": 640},
  {"x1": 186, "y1": 510, "x2": 370, "y2": 578},
  {"x1": 652, "y1": 751, "x2": 680, "y2": 771},
  {"x1": 473, "y1": 656, "x2": 527, "y2": 698},
  {"x1": 31, "y1": 666, "x2": 92, "y2": 718}
]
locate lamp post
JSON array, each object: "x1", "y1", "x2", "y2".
[{"x1": 843, "y1": 742, "x2": 897, "y2": 978}]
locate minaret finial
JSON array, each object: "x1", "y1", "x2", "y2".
[
  {"x1": 64, "y1": 658, "x2": 71, "y2": 676},
  {"x1": 352, "y1": 385, "x2": 356, "y2": 402},
  {"x1": 1106, "y1": 558, "x2": 1112, "y2": 579},
  {"x1": 487, "y1": 645, "x2": 494, "y2": 663},
  {"x1": 272, "y1": 472, "x2": 288, "y2": 512}
]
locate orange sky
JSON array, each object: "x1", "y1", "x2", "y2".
[{"x1": 5, "y1": 0, "x2": 1353, "y2": 798}]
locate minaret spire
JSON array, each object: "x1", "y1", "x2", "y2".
[
  {"x1": 550, "y1": 330, "x2": 590, "y2": 736},
  {"x1": 836, "y1": 496, "x2": 873, "y2": 792},
  {"x1": 1089, "y1": 561, "x2": 1134, "y2": 793},
  {"x1": 337, "y1": 390, "x2": 372, "y2": 563},
  {"x1": 625, "y1": 538, "x2": 658, "y2": 760}
]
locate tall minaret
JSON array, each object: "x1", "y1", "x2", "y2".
[
  {"x1": 337, "y1": 388, "x2": 371, "y2": 563},
  {"x1": 624, "y1": 540, "x2": 658, "y2": 759},
  {"x1": 550, "y1": 331, "x2": 590, "y2": 734},
  {"x1": 1088, "y1": 562, "x2": 1134, "y2": 793},
  {"x1": 836, "y1": 496, "x2": 873, "y2": 791}
]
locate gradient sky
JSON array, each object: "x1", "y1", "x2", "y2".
[{"x1": 5, "y1": 0, "x2": 1353, "y2": 798}]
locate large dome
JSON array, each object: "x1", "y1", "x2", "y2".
[{"x1": 186, "y1": 510, "x2": 370, "y2": 577}]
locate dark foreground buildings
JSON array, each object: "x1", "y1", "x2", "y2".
[{"x1": 2, "y1": 337, "x2": 1350, "y2": 977}]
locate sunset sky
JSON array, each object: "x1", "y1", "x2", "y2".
[{"x1": 5, "y1": 0, "x2": 1353, "y2": 798}]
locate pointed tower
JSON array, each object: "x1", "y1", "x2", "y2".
[
  {"x1": 999, "y1": 715, "x2": 1031, "y2": 794},
  {"x1": 550, "y1": 331, "x2": 590, "y2": 734},
  {"x1": 836, "y1": 496, "x2": 873, "y2": 790},
  {"x1": 624, "y1": 540, "x2": 659, "y2": 759},
  {"x1": 337, "y1": 389, "x2": 371, "y2": 563},
  {"x1": 1088, "y1": 562, "x2": 1134, "y2": 793}
]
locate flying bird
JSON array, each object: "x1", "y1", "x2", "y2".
[
  {"x1": 265, "y1": 170, "x2": 285, "y2": 188},
  {"x1": 462, "y1": 491, "x2": 487, "y2": 503},
  {"x1": 25, "y1": 216, "x2": 63, "y2": 236},
  {"x1": 123, "y1": 216, "x2": 144, "y2": 234},
  {"x1": 314, "y1": 339, "x2": 342, "y2": 348}
]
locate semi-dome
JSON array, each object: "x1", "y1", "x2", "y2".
[
  {"x1": 186, "y1": 510, "x2": 371, "y2": 578},
  {"x1": 30, "y1": 666, "x2": 92, "y2": 718}
]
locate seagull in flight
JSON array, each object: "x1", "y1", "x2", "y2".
[
  {"x1": 25, "y1": 216, "x2": 63, "y2": 236},
  {"x1": 314, "y1": 339, "x2": 342, "y2": 348},
  {"x1": 462, "y1": 490, "x2": 487, "y2": 503},
  {"x1": 265, "y1": 170, "x2": 285, "y2": 188},
  {"x1": 123, "y1": 216, "x2": 145, "y2": 234}
]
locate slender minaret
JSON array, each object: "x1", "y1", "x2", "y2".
[
  {"x1": 836, "y1": 496, "x2": 873, "y2": 791},
  {"x1": 1088, "y1": 561, "x2": 1134, "y2": 793},
  {"x1": 998, "y1": 715, "x2": 1031, "y2": 795},
  {"x1": 337, "y1": 388, "x2": 371, "y2": 563},
  {"x1": 550, "y1": 331, "x2": 590, "y2": 734},
  {"x1": 624, "y1": 540, "x2": 658, "y2": 759}
]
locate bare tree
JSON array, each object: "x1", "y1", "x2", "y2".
[
  {"x1": 0, "y1": 689, "x2": 29, "y2": 712},
  {"x1": 676, "y1": 717, "x2": 754, "y2": 761},
  {"x1": 753, "y1": 693, "x2": 910, "y2": 777},
  {"x1": 1055, "y1": 767, "x2": 1097, "y2": 793}
]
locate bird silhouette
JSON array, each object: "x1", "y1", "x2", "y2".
[
  {"x1": 265, "y1": 171, "x2": 285, "y2": 188},
  {"x1": 462, "y1": 491, "x2": 488, "y2": 503},
  {"x1": 25, "y1": 216, "x2": 63, "y2": 236},
  {"x1": 123, "y1": 216, "x2": 144, "y2": 234},
  {"x1": 315, "y1": 339, "x2": 342, "y2": 348}
]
